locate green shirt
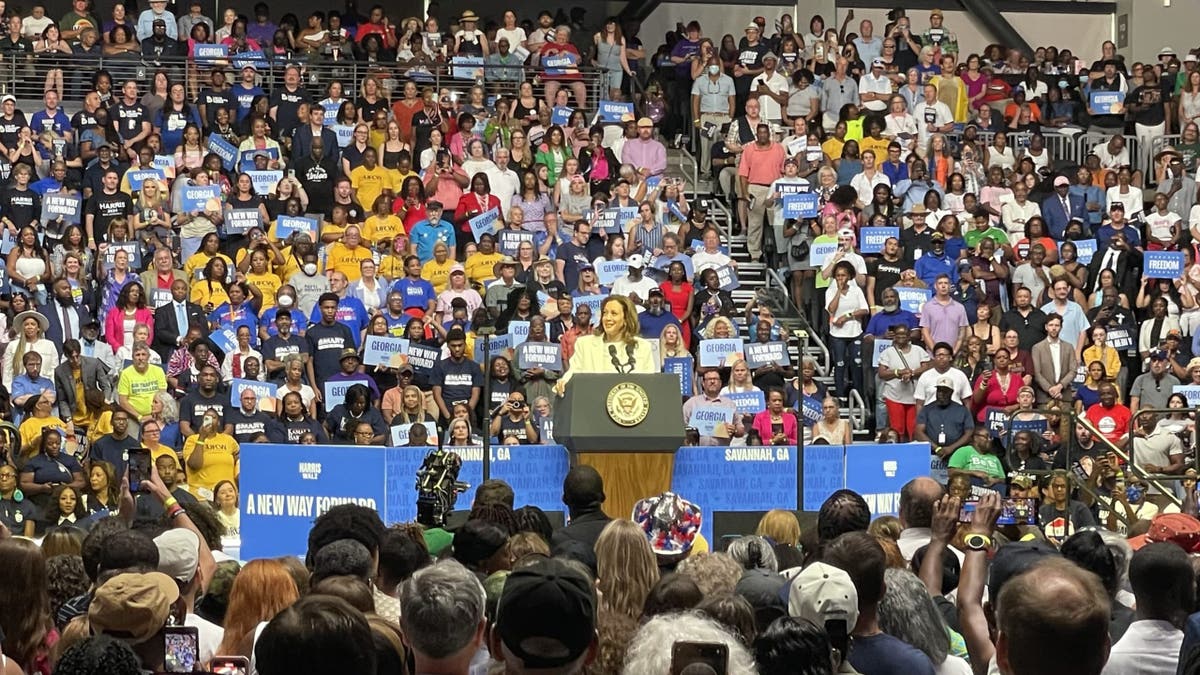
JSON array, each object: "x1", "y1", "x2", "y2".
[
  {"x1": 963, "y1": 226, "x2": 1008, "y2": 251},
  {"x1": 948, "y1": 444, "x2": 1005, "y2": 478}
]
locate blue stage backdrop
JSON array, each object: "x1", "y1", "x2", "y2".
[
  {"x1": 802, "y1": 443, "x2": 930, "y2": 516},
  {"x1": 671, "y1": 445, "x2": 798, "y2": 546},
  {"x1": 241, "y1": 444, "x2": 569, "y2": 559}
]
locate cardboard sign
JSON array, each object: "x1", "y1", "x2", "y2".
[
  {"x1": 472, "y1": 333, "x2": 512, "y2": 362},
  {"x1": 872, "y1": 338, "x2": 894, "y2": 367},
  {"x1": 497, "y1": 229, "x2": 534, "y2": 255},
  {"x1": 194, "y1": 43, "x2": 229, "y2": 65},
  {"x1": 542, "y1": 52, "x2": 578, "y2": 76},
  {"x1": 151, "y1": 155, "x2": 176, "y2": 179}
]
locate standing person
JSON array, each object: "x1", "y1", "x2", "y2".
[
  {"x1": 1031, "y1": 313, "x2": 1078, "y2": 405},
  {"x1": 732, "y1": 22, "x2": 769, "y2": 117},
  {"x1": 620, "y1": 117, "x2": 666, "y2": 179},
  {"x1": 737, "y1": 123, "x2": 785, "y2": 264},
  {"x1": 305, "y1": 292, "x2": 356, "y2": 388},
  {"x1": 691, "y1": 54, "x2": 735, "y2": 177},
  {"x1": 878, "y1": 324, "x2": 931, "y2": 441},
  {"x1": 826, "y1": 261, "x2": 868, "y2": 397},
  {"x1": 431, "y1": 328, "x2": 483, "y2": 426},
  {"x1": 920, "y1": 275, "x2": 968, "y2": 355}
]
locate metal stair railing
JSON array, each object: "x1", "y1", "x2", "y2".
[{"x1": 1076, "y1": 412, "x2": 1183, "y2": 510}]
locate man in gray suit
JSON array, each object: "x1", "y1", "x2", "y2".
[
  {"x1": 54, "y1": 339, "x2": 113, "y2": 424},
  {"x1": 1031, "y1": 313, "x2": 1078, "y2": 405}
]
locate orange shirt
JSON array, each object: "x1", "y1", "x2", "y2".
[{"x1": 737, "y1": 141, "x2": 786, "y2": 186}]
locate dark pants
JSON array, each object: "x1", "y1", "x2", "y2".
[{"x1": 829, "y1": 334, "x2": 863, "y2": 397}]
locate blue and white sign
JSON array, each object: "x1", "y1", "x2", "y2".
[
  {"x1": 231, "y1": 49, "x2": 269, "y2": 70},
  {"x1": 407, "y1": 343, "x2": 441, "y2": 374},
  {"x1": 1089, "y1": 90, "x2": 1125, "y2": 115},
  {"x1": 800, "y1": 395, "x2": 823, "y2": 426},
  {"x1": 1009, "y1": 418, "x2": 1048, "y2": 437},
  {"x1": 843, "y1": 443, "x2": 931, "y2": 517},
  {"x1": 688, "y1": 404, "x2": 733, "y2": 437},
  {"x1": 450, "y1": 55, "x2": 484, "y2": 80},
  {"x1": 871, "y1": 338, "x2": 893, "y2": 367},
  {"x1": 180, "y1": 185, "x2": 221, "y2": 213},
  {"x1": 126, "y1": 169, "x2": 164, "y2": 191},
  {"x1": 275, "y1": 215, "x2": 319, "y2": 240},
  {"x1": 986, "y1": 408, "x2": 1009, "y2": 438},
  {"x1": 239, "y1": 147, "x2": 279, "y2": 172},
  {"x1": 208, "y1": 326, "x2": 238, "y2": 355},
  {"x1": 41, "y1": 194, "x2": 81, "y2": 225},
  {"x1": 594, "y1": 208, "x2": 621, "y2": 234},
  {"x1": 101, "y1": 241, "x2": 142, "y2": 271},
  {"x1": 472, "y1": 333, "x2": 512, "y2": 361},
  {"x1": 230, "y1": 378, "x2": 277, "y2": 406},
  {"x1": 390, "y1": 421, "x2": 438, "y2": 446},
  {"x1": 782, "y1": 192, "x2": 820, "y2": 219},
  {"x1": 860, "y1": 227, "x2": 898, "y2": 254},
  {"x1": 225, "y1": 208, "x2": 263, "y2": 234},
  {"x1": 246, "y1": 170, "x2": 283, "y2": 196},
  {"x1": 551, "y1": 106, "x2": 573, "y2": 126},
  {"x1": 508, "y1": 321, "x2": 530, "y2": 347},
  {"x1": 803, "y1": 445, "x2": 844, "y2": 509},
  {"x1": 896, "y1": 287, "x2": 932, "y2": 313},
  {"x1": 1175, "y1": 385, "x2": 1200, "y2": 407},
  {"x1": 362, "y1": 335, "x2": 411, "y2": 367},
  {"x1": 468, "y1": 208, "x2": 500, "y2": 241},
  {"x1": 744, "y1": 341, "x2": 788, "y2": 368},
  {"x1": 323, "y1": 380, "x2": 355, "y2": 409},
  {"x1": 1144, "y1": 251, "x2": 1185, "y2": 279},
  {"x1": 727, "y1": 390, "x2": 766, "y2": 414},
  {"x1": 194, "y1": 43, "x2": 228, "y2": 65},
  {"x1": 663, "y1": 356, "x2": 693, "y2": 396},
  {"x1": 672, "y1": 445, "x2": 798, "y2": 545},
  {"x1": 516, "y1": 342, "x2": 562, "y2": 370},
  {"x1": 1061, "y1": 238, "x2": 1097, "y2": 265},
  {"x1": 498, "y1": 229, "x2": 534, "y2": 255},
  {"x1": 714, "y1": 264, "x2": 739, "y2": 291},
  {"x1": 152, "y1": 155, "x2": 176, "y2": 179},
  {"x1": 595, "y1": 259, "x2": 628, "y2": 285},
  {"x1": 698, "y1": 338, "x2": 745, "y2": 367},
  {"x1": 809, "y1": 242, "x2": 838, "y2": 268},
  {"x1": 207, "y1": 135, "x2": 237, "y2": 171},
  {"x1": 572, "y1": 294, "x2": 605, "y2": 325},
  {"x1": 597, "y1": 100, "x2": 634, "y2": 123},
  {"x1": 542, "y1": 52, "x2": 577, "y2": 76}
]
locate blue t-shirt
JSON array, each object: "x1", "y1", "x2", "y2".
[
  {"x1": 308, "y1": 297, "x2": 368, "y2": 348},
  {"x1": 432, "y1": 357, "x2": 483, "y2": 405},
  {"x1": 29, "y1": 108, "x2": 71, "y2": 137},
  {"x1": 209, "y1": 302, "x2": 260, "y2": 346},
  {"x1": 410, "y1": 219, "x2": 457, "y2": 262},
  {"x1": 259, "y1": 306, "x2": 310, "y2": 338},
  {"x1": 21, "y1": 452, "x2": 83, "y2": 486},
  {"x1": 864, "y1": 309, "x2": 920, "y2": 337},
  {"x1": 392, "y1": 277, "x2": 437, "y2": 311},
  {"x1": 230, "y1": 84, "x2": 265, "y2": 122},
  {"x1": 848, "y1": 633, "x2": 936, "y2": 675}
]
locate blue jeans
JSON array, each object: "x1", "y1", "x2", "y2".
[{"x1": 829, "y1": 335, "x2": 862, "y2": 397}]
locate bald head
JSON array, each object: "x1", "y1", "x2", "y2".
[{"x1": 899, "y1": 477, "x2": 944, "y2": 529}]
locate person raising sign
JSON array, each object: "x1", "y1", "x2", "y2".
[{"x1": 555, "y1": 295, "x2": 655, "y2": 394}]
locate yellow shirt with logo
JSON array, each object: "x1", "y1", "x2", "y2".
[
  {"x1": 182, "y1": 432, "x2": 239, "y2": 500},
  {"x1": 325, "y1": 243, "x2": 375, "y2": 282},
  {"x1": 422, "y1": 258, "x2": 456, "y2": 293},
  {"x1": 350, "y1": 165, "x2": 396, "y2": 213},
  {"x1": 117, "y1": 365, "x2": 167, "y2": 417},
  {"x1": 464, "y1": 251, "x2": 503, "y2": 286},
  {"x1": 363, "y1": 214, "x2": 406, "y2": 246},
  {"x1": 246, "y1": 271, "x2": 282, "y2": 309}
]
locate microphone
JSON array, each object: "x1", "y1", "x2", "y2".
[
  {"x1": 625, "y1": 343, "x2": 637, "y2": 371},
  {"x1": 609, "y1": 344, "x2": 623, "y2": 372}
]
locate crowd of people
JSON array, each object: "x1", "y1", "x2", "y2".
[{"x1": 0, "y1": 0, "x2": 1191, "y2": 672}]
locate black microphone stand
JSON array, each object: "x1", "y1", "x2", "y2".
[{"x1": 477, "y1": 324, "x2": 496, "y2": 482}]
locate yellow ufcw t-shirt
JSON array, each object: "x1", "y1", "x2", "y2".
[
  {"x1": 422, "y1": 258, "x2": 456, "y2": 293},
  {"x1": 325, "y1": 243, "x2": 375, "y2": 282},
  {"x1": 350, "y1": 165, "x2": 396, "y2": 212},
  {"x1": 182, "y1": 433, "x2": 239, "y2": 500}
]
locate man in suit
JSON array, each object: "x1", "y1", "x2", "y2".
[
  {"x1": 54, "y1": 339, "x2": 113, "y2": 424},
  {"x1": 1087, "y1": 230, "x2": 1142, "y2": 299},
  {"x1": 41, "y1": 277, "x2": 90, "y2": 346},
  {"x1": 153, "y1": 278, "x2": 208, "y2": 362},
  {"x1": 140, "y1": 247, "x2": 188, "y2": 308},
  {"x1": 1041, "y1": 175, "x2": 1086, "y2": 239},
  {"x1": 1032, "y1": 312, "x2": 1078, "y2": 404}
]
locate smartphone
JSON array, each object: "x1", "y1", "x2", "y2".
[
  {"x1": 210, "y1": 656, "x2": 250, "y2": 675},
  {"x1": 670, "y1": 641, "x2": 728, "y2": 675},
  {"x1": 127, "y1": 447, "x2": 152, "y2": 493},
  {"x1": 959, "y1": 498, "x2": 1039, "y2": 525},
  {"x1": 163, "y1": 626, "x2": 200, "y2": 673}
]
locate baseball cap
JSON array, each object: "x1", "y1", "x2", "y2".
[
  {"x1": 988, "y1": 541, "x2": 1061, "y2": 598},
  {"x1": 1150, "y1": 349, "x2": 1169, "y2": 361},
  {"x1": 449, "y1": 263, "x2": 466, "y2": 275},
  {"x1": 1009, "y1": 474, "x2": 1035, "y2": 490},
  {"x1": 241, "y1": 63, "x2": 259, "y2": 72},
  {"x1": 930, "y1": 8, "x2": 944, "y2": 17},
  {"x1": 339, "y1": 347, "x2": 361, "y2": 362},
  {"x1": 154, "y1": 529, "x2": 200, "y2": 583},
  {"x1": 1053, "y1": 175, "x2": 1070, "y2": 187},
  {"x1": 636, "y1": 117, "x2": 653, "y2": 128},
  {"x1": 0, "y1": 94, "x2": 14, "y2": 104},
  {"x1": 88, "y1": 572, "x2": 180, "y2": 645},
  {"x1": 787, "y1": 562, "x2": 859, "y2": 628},
  {"x1": 627, "y1": 254, "x2": 645, "y2": 269},
  {"x1": 935, "y1": 376, "x2": 954, "y2": 389},
  {"x1": 1130, "y1": 513, "x2": 1200, "y2": 552},
  {"x1": 871, "y1": 57, "x2": 885, "y2": 68},
  {"x1": 495, "y1": 558, "x2": 597, "y2": 669},
  {"x1": 930, "y1": 231, "x2": 946, "y2": 241},
  {"x1": 632, "y1": 492, "x2": 702, "y2": 557},
  {"x1": 648, "y1": 287, "x2": 664, "y2": 297}
]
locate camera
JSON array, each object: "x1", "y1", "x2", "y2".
[
  {"x1": 509, "y1": 401, "x2": 524, "y2": 411},
  {"x1": 415, "y1": 449, "x2": 470, "y2": 527}
]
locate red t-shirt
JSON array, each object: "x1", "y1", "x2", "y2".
[{"x1": 1084, "y1": 402, "x2": 1132, "y2": 446}]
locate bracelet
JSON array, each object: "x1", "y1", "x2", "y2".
[
  {"x1": 166, "y1": 505, "x2": 185, "y2": 519},
  {"x1": 163, "y1": 497, "x2": 178, "y2": 509}
]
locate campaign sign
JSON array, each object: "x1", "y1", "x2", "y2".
[
  {"x1": 727, "y1": 390, "x2": 766, "y2": 415},
  {"x1": 472, "y1": 333, "x2": 512, "y2": 362},
  {"x1": 231, "y1": 49, "x2": 269, "y2": 70},
  {"x1": 126, "y1": 169, "x2": 164, "y2": 191},
  {"x1": 872, "y1": 338, "x2": 893, "y2": 367},
  {"x1": 1061, "y1": 238, "x2": 1097, "y2": 265},
  {"x1": 41, "y1": 194, "x2": 81, "y2": 225},
  {"x1": 406, "y1": 343, "x2": 441, "y2": 374},
  {"x1": 1107, "y1": 328, "x2": 1133, "y2": 351},
  {"x1": 323, "y1": 380, "x2": 355, "y2": 409},
  {"x1": 1144, "y1": 251, "x2": 1185, "y2": 279},
  {"x1": 672, "y1": 445, "x2": 798, "y2": 544},
  {"x1": 1090, "y1": 90, "x2": 1125, "y2": 115},
  {"x1": 194, "y1": 43, "x2": 228, "y2": 65},
  {"x1": 744, "y1": 341, "x2": 788, "y2": 369},
  {"x1": 551, "y1": 106, "x2": 573, "y2": 126},
  {"x1": 782, "y1": 192, "x2": 820, "y2": 219},
  {"x1": 860, "y1": 227, "x2": 898, "y2": 254},
  {"x1": 843, "y1": 443, "x2": 931, "y2": 517},
  {"x1": 595, "y1": 259, "x2": 628, "y2": 286},
  {"x1": 207, "y1": 135, "x2": 237, "y2": 171},
  {"x1": 390, "y1": 421, "x2": 438, "y2": 446},
  {"x1": 322, "y1": 103, "x2": 339, "y2": 126},
  {"x1": 597, "y1": 100, "x2": 634, "y2": 123},
  {"x1": 239, "y1": 147, "x2": 279, "y2": 172},
  {"x1": 450, "y1": 55, "x2": 484, "y2": 80},
  {"x1": 101, "y1": 241, "x2": 142, "y2": 271},
  {"x1": 542, "y1": 52, "x2": 577, "y2": 76},
  {"x1": 151, "y1": 155, "x2": 176, "y2": 179},
  {"x1": 594, "y1": 208, "x2": 620, "y2": 234},
  {"x1": 714, "y1": 264, "x2": 739, "y2": 291},
  {"x1": 690, "y1": 240, "x2": 729, "y2": 255},
  {"x1": 225, "y1": 208, "x2": 263, "y2": 234},
  {"x1": 896, "y1": 287, "x2": 932, "y2": 313},
  {"x1": 150, "y1": 287, "x2": 173, "y2": 308},
  {"x1": 468, "y1": 208, "x2": 500, "y2": 241},
  {"x1": 362, "y1": 335, "x2": 411, "y2": 367},
  {"x1": 698, "y1": 338, "x2": 745, "y2": 367},
  {"x1": 246, "y1": 170, "x2": 283, "y2": 196},
  {"x1": 508, "y1": 321, "x2": 530, "y2": 347},
  {"x1": 802, "y1": 444, "x2": 844, "y2": 509},
  {"x1": 663, "y1": 356, "x2": 693, "y2": 396},
  {"x1": 1175, "y1": 385, "x2": 1200, "y2": 407},
  {"x1": 809, "y1": 242, "x2": 838, "y2": 268},
  {"x1": 688, "y1": 404, "x2": 733, "y2": 437},
  {"x1": 498, "y1": 229, "x2": 534, "y2": 255},
  {"x1": 800, "y1": 395, "x2": 823, "y2": 426},
  {"x1": 987, "y1": 408, "x2": 1009, "y2": 438},
  {"x1": 230, "y1": 378, "x2": 277, "y2": 406},
  {"x1": 208, "y1": 326, "x2": 238, "y2": 355},
  {"x1": 180, "y1": 185, "x2": 221, "y2": 213},
  {"x1": 516, "y1": 342, "x2": 562, "y2": 370},
  {"x1": 275, "y1": 215, "x2": 319, "y2": 240},
  {"x1": 572, "y1": 294, "x2": 605, "y2": 326},
  {"x1": 1009, "y1": 418, "x2": 1048, "y2": 438}
]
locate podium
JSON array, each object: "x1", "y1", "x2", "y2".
[{"x1": 554, "y1": 374, "x2": 684, "y2": 520}]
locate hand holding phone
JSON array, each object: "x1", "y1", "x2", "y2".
[{"x1": 671, "y1": 642, "x2": 728, "y2": 675}]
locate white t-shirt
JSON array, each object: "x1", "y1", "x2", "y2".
[
  {"x1": 912, "y1": 100, "x2": 953, "y2": 147},
  {"x1": 750, "y1": 71, "x2": 791, "y2": 122},
  {"x1": 858, "y1": 72, "x2": 893, "y2": 111},
  {"x1": 186, "y1": 613, "x2": 225, "y2": 665},
  {"x1": 878, "y1": 344, "x2": 931, "y2": 404},
  {"x1": 914, "y1": 367, "x2": 972, "y2": 405},
  {"x1": 21, "y1": 15, "x2": 53, "y2": 38},
  {"x1": 1146, "y1": 211, "x2": 1182, "y2": 242},
  {"x1": 495, "y1": 27, "x2": 527, "y2": 49},
  {"x1": 824, "y1": 283, "x2": 868, "y2": 338},
  {"x1": 692, "y1": 250, "x2": 733, "y2": 274},
  {"x1": 609, "y1": 275, "x2": 658, "y2": 306}
]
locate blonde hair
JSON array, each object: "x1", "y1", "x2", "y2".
[
  {"x1": 595, "y1": 519, "x2": 659, "y2": 620},
  {"x1": 755, "y1": 509, "x2": 801, "y2": 546}
]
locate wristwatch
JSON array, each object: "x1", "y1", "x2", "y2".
[{"x1": 963, "y1": 533, "x2": 992, "y2": 552}]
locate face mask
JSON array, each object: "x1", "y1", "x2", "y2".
[
  {"x1": 1058, "y1": 80, "x2": 1068, "y2": 89},
  {"x1": 303, "y1": 263, "x2": 318, "y2": 275},
  {"x1": 278, "y1": 295, "x2": 294, "y2": 307},
  {"x1": 708, "y1": 65, "x2": 720, "y2": 76}
]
